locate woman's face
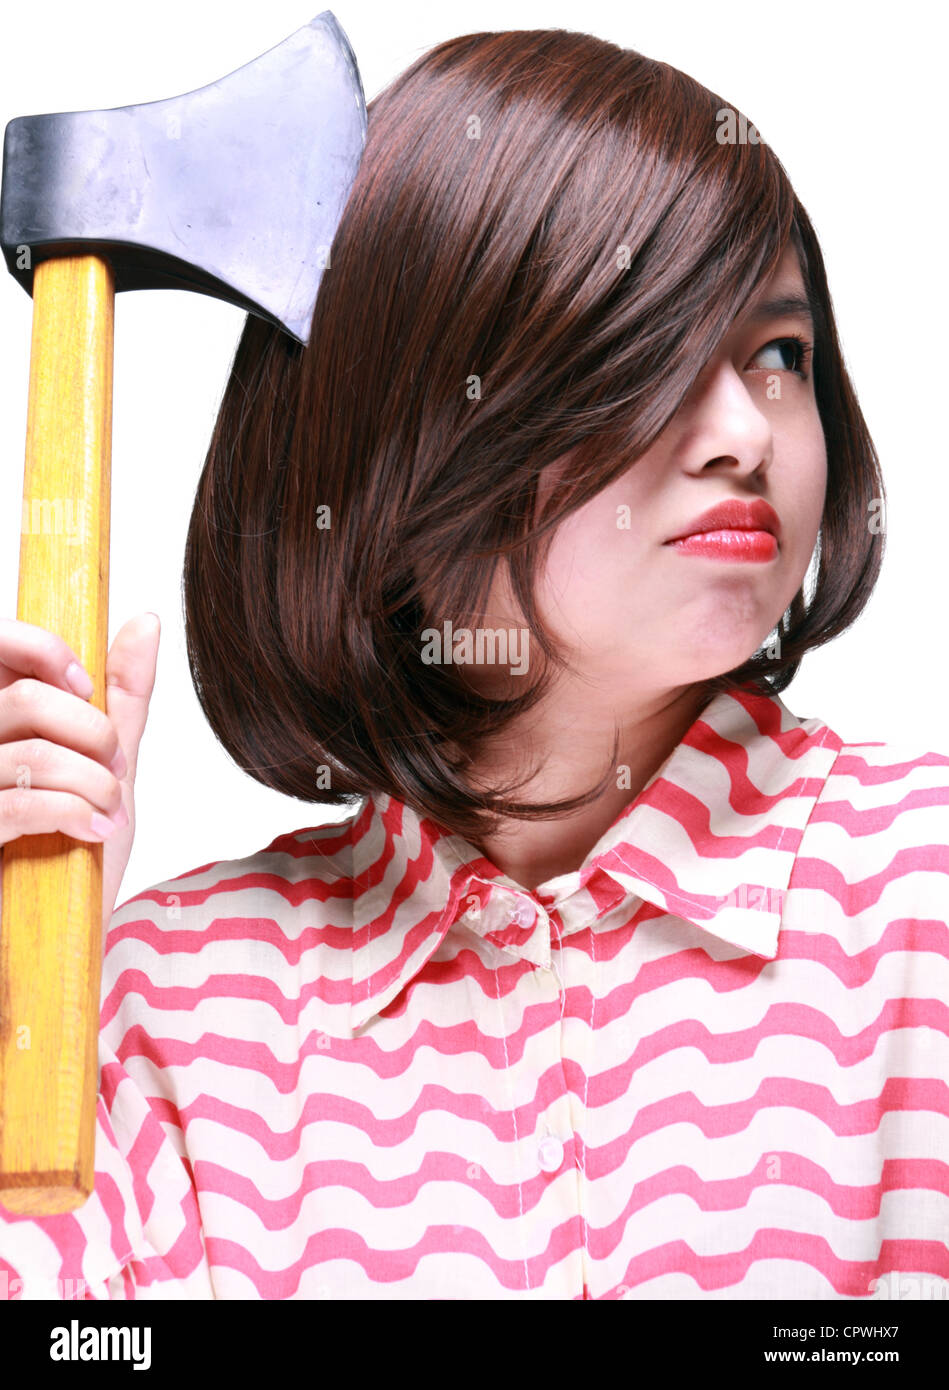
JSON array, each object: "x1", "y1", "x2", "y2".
[{"x1": 472, "y1": 244, "x2": 827, "y2": 698}]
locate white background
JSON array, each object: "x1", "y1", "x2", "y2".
[{"x1": 1, "y1": 0, "x2": 945, "y2": 910}]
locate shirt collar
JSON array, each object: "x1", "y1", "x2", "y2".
[{"x1": 348, "y1": 686, "x2": 843, "y2": 1031}]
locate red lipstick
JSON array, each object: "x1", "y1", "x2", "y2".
[{"x1": 664, "y1": 498, "x2": 781, "y2": 563}]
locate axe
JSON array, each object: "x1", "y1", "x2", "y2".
[{"x1": 0, "y1": 12, "x2": 366, "y2": 1215}]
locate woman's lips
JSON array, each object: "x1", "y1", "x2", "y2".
[{"x1": 665, "y1": 529, "x2": 778, "y2": 562}]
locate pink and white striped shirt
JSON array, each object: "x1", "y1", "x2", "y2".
[{"x1": 1, "y1": 684, "x2": 948, "y2": 1300}]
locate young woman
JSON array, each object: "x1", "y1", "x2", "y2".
[{"x1": 1, "y1": 26, "x2": 946, "y2": 1301}]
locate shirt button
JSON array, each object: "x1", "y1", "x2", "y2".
[
  {"x1": 537, "y1": 1135, "x2": 564, "y2": 1173},
  {"x1": 511, "y1": 901, "x2": 535, "y2": 928}
]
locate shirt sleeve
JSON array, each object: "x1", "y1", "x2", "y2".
[{"x1": 0, "y1": 890, "x2": 215, "y2": 1301}]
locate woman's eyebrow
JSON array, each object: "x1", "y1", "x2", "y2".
[{"x1": 743, "y1": 292, "x2": 816, "y2": 330}]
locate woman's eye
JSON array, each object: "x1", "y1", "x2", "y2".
[{"x1": 750, "y1": 337, "x2": 813, "y2": 378}]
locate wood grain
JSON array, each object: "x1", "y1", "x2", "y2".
[{"x1": 0, "y1": 254, "x2": 114, "y2": 1214}]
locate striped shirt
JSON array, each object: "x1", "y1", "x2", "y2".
[{"x1": 1, "y1": 684, "x2": 948, "y2": 1300}]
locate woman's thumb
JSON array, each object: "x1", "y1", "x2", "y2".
[{"x1": 104, "y1": 612, "x2": 161, "y2": 783}]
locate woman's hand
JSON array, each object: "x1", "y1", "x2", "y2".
[{"x1": 0, "y1": 613, "x2": 161, "y2": 933}]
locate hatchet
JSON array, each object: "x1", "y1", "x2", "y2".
[{"x1": 0, "y1": 12, "x2": 366, "y2": 1215}]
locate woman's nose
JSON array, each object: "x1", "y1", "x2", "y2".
[{"x1": 684, "y1": 363, "x2": 773, "y2": 475}]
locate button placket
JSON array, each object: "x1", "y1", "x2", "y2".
[{"x1": 514, "y1": 955, "x2": 584, "y2": 1295}]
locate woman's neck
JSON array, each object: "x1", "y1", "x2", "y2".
[{"x1": 465, "y1": 677, "x2": 714, "y2": 893}]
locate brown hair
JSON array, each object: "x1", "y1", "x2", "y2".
[{"x1": 183, "y1": 27, "x2": 885, "y2": 844}]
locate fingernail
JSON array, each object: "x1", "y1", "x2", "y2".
[
  {"x1": 91, "y1": 804, "x2": 128, "y2": 838},
  {"x1": 65, "y1": 661, "x2": 94, "y2": 698},
  {"x1": 109, "y1": 747, "x2": 128, "y2": 778},
  {"x1": 90, "y1": 811, "x2": 118, "y2": 838}
]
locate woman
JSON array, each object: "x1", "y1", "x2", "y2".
[{"x1": 0, "y1": 27, "x2": 946, "y2": 1300}]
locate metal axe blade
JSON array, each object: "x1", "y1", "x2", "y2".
[{"x1": 0, "y1": 10, "x2": 367, "y2": 344}]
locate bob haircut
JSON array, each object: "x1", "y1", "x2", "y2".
[{"x1": 183, "y1": 27, "x2": 885, "y2": 845}]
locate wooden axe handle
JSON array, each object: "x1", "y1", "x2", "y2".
[{"x1": 0, "y1": 255, "x2": 114, "y2": 1215}]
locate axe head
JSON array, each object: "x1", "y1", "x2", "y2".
[{"x1": 0, "y1": 11, "x2": 367, "y2": 344}]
